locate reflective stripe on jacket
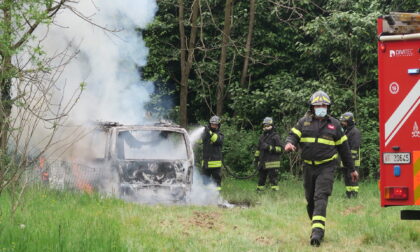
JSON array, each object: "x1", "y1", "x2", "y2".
[
  {"x1": 255, "y1": 129, "x2": 284, "y2": 169},
  {"x1": 202, "y1": 129, "x2": 224, "y2": 168},
  {"x1": 345, "y1": 125, "x2": 361, "y2": 168},
  {"x1": 286, "y1": 114, "x2": 355, "y2": 171}
]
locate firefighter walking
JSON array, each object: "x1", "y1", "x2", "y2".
[
  {"x1": 340, "y1": 112, "x2": 361, "y2": 198},
  {"x1": 254, "y1": 117, "x2": 284, "y2": 191},
  {"x1": 201, "y1": 115, "x2": 224, "y2": 191},
  {"x1": 284, "y1": 91, "x2": 358, "y2": 246}
]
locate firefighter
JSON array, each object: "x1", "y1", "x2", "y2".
[
  {"x1": 340, "y1": 112, "x2": 361, "y2": 198},
  {"x1": 201, "y1": 115, "x2": 224, "y2": 190},
  {"x1": 254, "y1": 117, "x2": 284, "y2": 191},
  {"x1": 284, "y1": 91, "x2": 359, "y2": 247}
]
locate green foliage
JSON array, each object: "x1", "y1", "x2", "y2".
[
  {"x1": 357, "y1": 90, "x2": 379, "y2": 178},
  {"x1": 142, "y1": 0, "x2": 419, "y2": 179},
  {"x1": 0, "y1": 0, "x2": 54, "y2": 56},
  {"x1": 221, "y1": 122, "x2": 260, "y2": 175}
]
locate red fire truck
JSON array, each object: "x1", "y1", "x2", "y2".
[{"x1": 378, "y1": 12, "x2": 420, "y2": 220}]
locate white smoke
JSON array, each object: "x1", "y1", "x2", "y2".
[
  {"x1": 189, "y1": 166, "x2": 221, "y2": 205},
  {"x1": 42, "y1": 0, "x2": 158, "y2": 125},
  {"x1": 19, "y1": 1, "x2": 231, "y2": 207},
  {"x1": 20, "y1": 1, "x2": 158, "y2": 195}
]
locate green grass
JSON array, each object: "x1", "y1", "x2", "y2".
[{"x1": 0, "y1": 178, "x2": 419, "y2": 251}]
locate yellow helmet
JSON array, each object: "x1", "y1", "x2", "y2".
[
  {"x1": 262, "y1": 117, "x2": 273, "y2": 125},
  {"x1": 340, "y1": 112, "x2": 355, "y2": 125},
  {"x1": 309, "y1": 90, "x2": 331, "y2": 106}
]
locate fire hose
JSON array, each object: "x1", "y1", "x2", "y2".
[{"x1": 224, "y1": 164, "x2": 258, "y2": 180}]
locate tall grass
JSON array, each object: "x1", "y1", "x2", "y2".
[{"x1": 0, "y1": 179, "x2": 419, "y2": 251}]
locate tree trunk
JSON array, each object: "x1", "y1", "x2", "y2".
[
  {"x1": 178, "y1": 0, "x2": 199, "y2": 128},
  {"x1": 0, "y1": 56, "x2": 12, "y2": 151},
  {"x1": 216, "y1": 0, "x2": 234, "y2": 116},
  {"x1": 240, "y1": 0, "x2": 256, "y2": 89},
  {"x1": 178, "y1": 0, "x2": 187, "y2": 127},
  {"x1": 0, "y1": 2, "x2": 13, "y2": 151},
  {"x1": 353, "y1": 62, "x2": 358, "y2": 117}
]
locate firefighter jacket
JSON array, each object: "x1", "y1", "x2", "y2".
[
  {"x1": 286, "y1": 114, "x2": 355, "y2": 172},
  {"x1": 202, "y1": 127, "x2": 224, "y2": 169},
  {"x1": 254, "y1": 128, "x2": 284, "y2": 169},
  {"x1": 344, "y1": 125, "x2": 361, "y2": 168}
]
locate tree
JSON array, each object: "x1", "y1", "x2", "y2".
[
  {"x1": 240, "y1": 0, "x2": 256, "y2": 89},
  {"x1": 178, "y1": 0, "x2": 199, "y2": 127},
  {"x1": 296, "y1": 3, "x2": 380, "y2": 114},
  {"x1": 1, "y1": 0, "x2": 66, "y2": 149},
  {"x1": 216, "y1": 0, "x2": 234, "y2": 116},
  {"x1": 0, "y1": 0, "x2": 83, "y2": 210},
  {"x1": 143, "y1": 0, "x2": 418, "y2": 178}
]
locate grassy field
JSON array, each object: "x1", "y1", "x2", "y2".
[{"x1": 0, "y1": 178, "x2": 419, "y2": 252}]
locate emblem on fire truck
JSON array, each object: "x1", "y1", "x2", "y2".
[
  {"x1": 413, "y1": 122, "x2": 420, "y2": 138},
  {"x1": 389, "y1": 49, "x2": 414, "y2": 58},
  {"x1": 389, "y1": 82, "x2": 399, "y2": 94}
]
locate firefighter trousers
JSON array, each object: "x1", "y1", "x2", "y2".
[
  {"x1": 203, "y1": 168, "x2": 222, "y2": 187},
  {"x1": 303, "y1": 161, "x2": 336, "y2": 232},
  {"x1": 258, "y1": 168, "x2": 278, "y2": 186}
]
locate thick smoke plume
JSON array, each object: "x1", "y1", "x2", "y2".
[
  {"x1": 23, "y1": 1, "x2": 226, "y2": 206},
  {"x1": 45, "y1": 0, "x2": 158, "y2": 125},
  {"x1": 30, "y1": 1, "x2": 160, "y2": 195}
]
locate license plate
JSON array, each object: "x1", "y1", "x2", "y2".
[{"x1": 383, "y1": 152, "x2": 411, "y2": 164}]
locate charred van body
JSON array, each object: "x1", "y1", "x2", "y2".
[{"x1": 48, "y1": 122, "x2": 194, "y2": 204}]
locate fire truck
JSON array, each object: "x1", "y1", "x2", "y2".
[{"x1": 377, "y1": 12, "x2": 420, "y2": 220}]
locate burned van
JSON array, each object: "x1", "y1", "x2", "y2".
[{"x1": 48, "y1": 121, "x2": 194, "y2": 203}]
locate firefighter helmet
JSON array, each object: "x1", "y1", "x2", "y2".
[
  {"x1": 309, "y1": 91, "x2": 331, "y2": 106},
  {"x1": 209, "y1": 115, "x2": 221, "y2": 125},
  {"x1": 262, "y1": 117, "x2": 273, "y2": 126},
  {"x1": 340, "y1": 112, "x2": 355, "y2": 124}
]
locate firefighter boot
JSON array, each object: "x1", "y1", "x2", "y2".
[
  {"x1": 351, "y1": 191, "x2": 358, "y2": 198},
  {"x1": 346, "y1": 191, "x2": 352, "y2": 198},
  {"x1": 256, "y1": 185, "x2": 265, "y2": 192},
  {"x1": 310, "y1": 228, "x2": 324, "y2": 247}
]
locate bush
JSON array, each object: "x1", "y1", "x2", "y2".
[{"x1": 221, "y1": 123, "x2": 260, "y2": 176}]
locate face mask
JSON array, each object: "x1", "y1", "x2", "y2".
[
  {"x1": 314, "y1": 107, "x2": 327, "y2": 117},
  {"x1": 210, "y1": 125, "x2": 218, "y2": 131},
  {"x1": 263, "y1": 125, "x2": 272, "y2": 131}
]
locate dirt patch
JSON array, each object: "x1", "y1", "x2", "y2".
[
  {"x1": 182, "y1": 211, "x2": 222, "y2": 230},
  {"x1": 342, "y1": 205, "x2": 364, "y2": 216},
  {"x1": 159, "y1": 219, "x2": 173, "y2": 228},
  {"x1": 255, "y1": 236, "x2": 275, "y2": 246}
]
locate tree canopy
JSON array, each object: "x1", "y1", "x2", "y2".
[{"x1": 142, "y1": 0, "x2": 418, "y2": 178}]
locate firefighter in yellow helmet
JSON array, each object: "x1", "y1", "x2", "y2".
[
  {"x1": 254, "y1": 117, "x2": 284, "y2": 191},
  {"x1": 284, "y1": 91, "x2": 359, "y2": 247},
  {"x1": 201, "y1": 115, "x2": 224, "y2": 190},
  {"x1": 340, "y1": 112, "x2": 361, "y2": 198}
]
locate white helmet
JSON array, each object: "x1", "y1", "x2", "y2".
[{"x1": 209, "y1": 115, "x2": 221, "y2": 124}]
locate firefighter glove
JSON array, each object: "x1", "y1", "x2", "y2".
[
  {"x1": 270, "y1": 145, "x2": 277, "y2": 153},
  {"x1": 261, "y1": 142, "x2": 270, "y2": 151},
  {"x1": 204, "y1": 126, "x2": 211, "y2": 137}
]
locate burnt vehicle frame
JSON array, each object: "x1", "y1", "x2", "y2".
[{"x1": 49, "y1": 122, "x2": 195, "y2": 203}]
